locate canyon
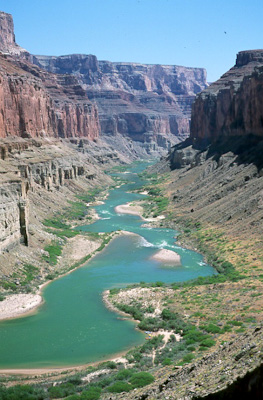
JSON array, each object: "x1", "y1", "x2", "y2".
[
  {"x1": 0, "y1": 7, "x2": 263, "y2": 400},
  {"x1": 33, "y1": 53, "x2": 207, "y2": 154},
  {"x1": 0, "y1": 10, "x2": 208, "y2": 257}
]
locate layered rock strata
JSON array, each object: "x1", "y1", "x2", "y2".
[
  {"x1": 33, "y1": 54, "x2": 207, "y2": 154},
  {"x1": 0, "y1": 137, "x2": 119, "y2": 253},
  {"x1": 0, "y1": 54, "x2": 100, "y2": 140},
  {"x1": 190, "y1": 50, "x2": 263, "y2": 143},
  {"x1": 0, "y1": 180, "x2": 29, "y2": 250},
  {"x1": 166, "y1": 50, "x2": 263, "y2": 170},
  {"x1": 0, "y1": 10, "x2": 208, "y2": 155},
  {"x1": 0, "y1": 11, "x2": 27, "y2": 56}
]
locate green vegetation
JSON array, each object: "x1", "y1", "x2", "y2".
[
  {"x1": 0, "y1": 384, "x2": 45, "y2": 400},
  {"x1": 43, "y1": 188, "x2": 104, "y2": 242},
  {"x1": 0, "y1": 263, "x2": 40, "y2": 293},
  {"x1": 48, "y1": 382, "x2": 76, "y2": 398},
  {"x1": 43, "y1": 219, "x2": 69, "y2": 230},
  {"x1": 20, "y1": 264, "x2": 39, "y2": 286},
  {"x1": 142, "y1": 193, "x2": 169, "y2": 218},
  {"x1": 79, "y1": 387, "x2": 101, "y2": 399},
  {"x1": 42, "y1": 241, "x2": 62, "y2": 265},
  {"x1": 107, "y1": 381, "x2": 132, "y2": 393},
  {"x1": 129, "y1": 372, "x2": 155, "y2": 388}
]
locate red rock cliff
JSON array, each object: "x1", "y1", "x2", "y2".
[
  {"x1": 190, "y1": 50, "x2": 263, "y2": 142},
  {"x1": 0, "y1": 55, "x2": 99, "y2": 139},
  {"x1": 33, "y1": 54, "x2": 207, "y2": 152},
  {"x1": 0, "y1": 12, "x2": 99, "y2": 140}
]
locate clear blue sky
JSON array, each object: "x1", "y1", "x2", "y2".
[{"x1": 1, "y1": 0, "x2": 263, "y2": 82}]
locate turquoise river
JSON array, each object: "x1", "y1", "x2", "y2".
[{"x1": 0, "y1": 162, "x2": 215, "y2": 369}]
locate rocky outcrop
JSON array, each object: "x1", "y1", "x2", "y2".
[
  {"x1": 0, "y1": 136, "x2": 118, "y2": 252},
  {"x1": 190, "y1": 50, "x2": 263, "y2": 143},
  {"x1": 0, "y1": 11, "x2": 27, "y2": 56},
  {"x1": 33, "y1": 54, "x2": 207, "y2": 153},
  {"x1": 0, "y1": 179, "x2": 29, "y2": 251}
]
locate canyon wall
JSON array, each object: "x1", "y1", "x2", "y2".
[
  {"x1": 168, "y1": 50, "x2": 263, "y2": 170},
  {"x1": 0, "y1": 9, "x2": 208, "y2": 251},
  {"x1": 0, "y1": 179, "x2": 29, "y2": 250},
  {"x1": 0, "y1": 137, "x2": 115, "y2": 253},
  {"x1": 0, "y1": 11, "x2": 208, "y2": 154},
  {"x1": 0, "y1": 55, "x2": 100, "y2": 140},
  {"x1": 190, "y1": 50, "x2": 263, "y2": 143},
  {"x1": 33, "y1": 53, "x2": 207, "y2": 153},
  {"x1": 0, "y1": 11, "x2": 27, "y2": 56}
]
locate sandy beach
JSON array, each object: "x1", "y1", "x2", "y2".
[
  {"x1": 0, "y1": 294, "x2": 43, "y2": 321},
  {"x1": 151, "y1": 249, "x2": 181, "y2": 264},
  {"x1": 115, "y1": 202, "x2": 144, "y2": 217}
]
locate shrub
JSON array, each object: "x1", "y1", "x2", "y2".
[
  {"x1": 182, "y1": 353, "x2": 195, "y2": 363},
  {"x1": 0, "y1": 384, "x2": 45, "y2": 400},
  {"x1": 162, "y1": 358, "x2": 172, "y2": 365},
  {"x1": 203, "y1": 323, "x2": 222, "y2": 334},
  {"x1": 67, "y1": 376, "x2": 82, "y2": 385},
  {"x1": 138, "y1": 317, "x2": 160, "y2": 331},
  {"x1": 48, "y1": 383, "x2": 75, "y2": 398},
  {"x1": 43, "y1": 241, "x2": 62, "y2": 265},
  {"x1": 228, "y1": 320, "x2": 243, "y2": 326},
  {"x1": 200, "y1": 339, "x2": 216, "y2": 348},
  {"x1": 107, "y1": 381, "x2": 132, "y2": 393},
  {"x1": 80, "y1": 386, "x2": 101, "y2": 399},
  {"x1": 43, "y1": 218, "x2": 69, "y2": 229},
  {"x1": 103, "y1": 361, "x2": 117, "y2": 369},
  {"x1": 46, "y1": 274, "x2": 55, "y2": 280},
  {"x1": 116, "y1": 368, "x2": 135, "y2": 380},
  {"x1": 129, "y1": 372, "x2": 155, "y2": 388}
]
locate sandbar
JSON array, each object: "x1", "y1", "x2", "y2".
[
  {"x1": 115, "y1": 202, "x2": 144, "y2": 217},
  {"x1": 0, "y1": 294, "x2": 42, "y2": 321},
  {"x1": 150, "y1": 249, "x2": 181, "y2": 264}
]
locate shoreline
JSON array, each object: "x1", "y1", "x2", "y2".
[
  {"x1": 0, "y1": 287, "x2": 142, "y2": 376},
  {"x1": 0, "y1": 230, "x2": 141, "y2": 323},
  {"x1": 0, "y1": 196, "x2": 184, "y2": 374}
]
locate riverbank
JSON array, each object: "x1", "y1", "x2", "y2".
[
  {"x1": 0, "y1": 230, "x2": 142, "y2": 322},
  {"x1": 0, "y1": 234, "x2": 102, "y2": 321}
]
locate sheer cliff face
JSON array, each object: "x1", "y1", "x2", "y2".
[
  {"x1": 0, "y1": 12, "x2": 99, "y2": 140},
  {"x1": 190, "y1": 50, "x2": 263, "y2": 142},
  {"x1": 0, "y1": 11, "x2": 208, "y2": 152},
  {"x1": 0, "y1": 12, "x2": 27, "y2": 56},
  {"x1": 0, "y1": 55, "x2": 100, "y2": 139},
  {"x1": 33, "y1": 54, "x2": 207, "y2": 150}
]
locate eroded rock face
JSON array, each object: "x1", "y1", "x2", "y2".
[
  {"x1": 33, "y1": 54, "x2": 208, "y2": 152},
  {"x1": 0, "y1": 10, "x2": 208, "y2": 154},
  {"x1": 0, "y1": 55, "x2": 100, "y2": 140},
  {"x1": 190, "y1": 50, "x2": 263, "y2": 142},
  {"x1": 0, "y1": 11, "x2": 27, "y2": 56},
  {"x1": 0, "y1": 180, "x2": 29, "y2": 250},
  {"x1": 0, "y1": 136, "x2": 118, "y2": 252}
]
